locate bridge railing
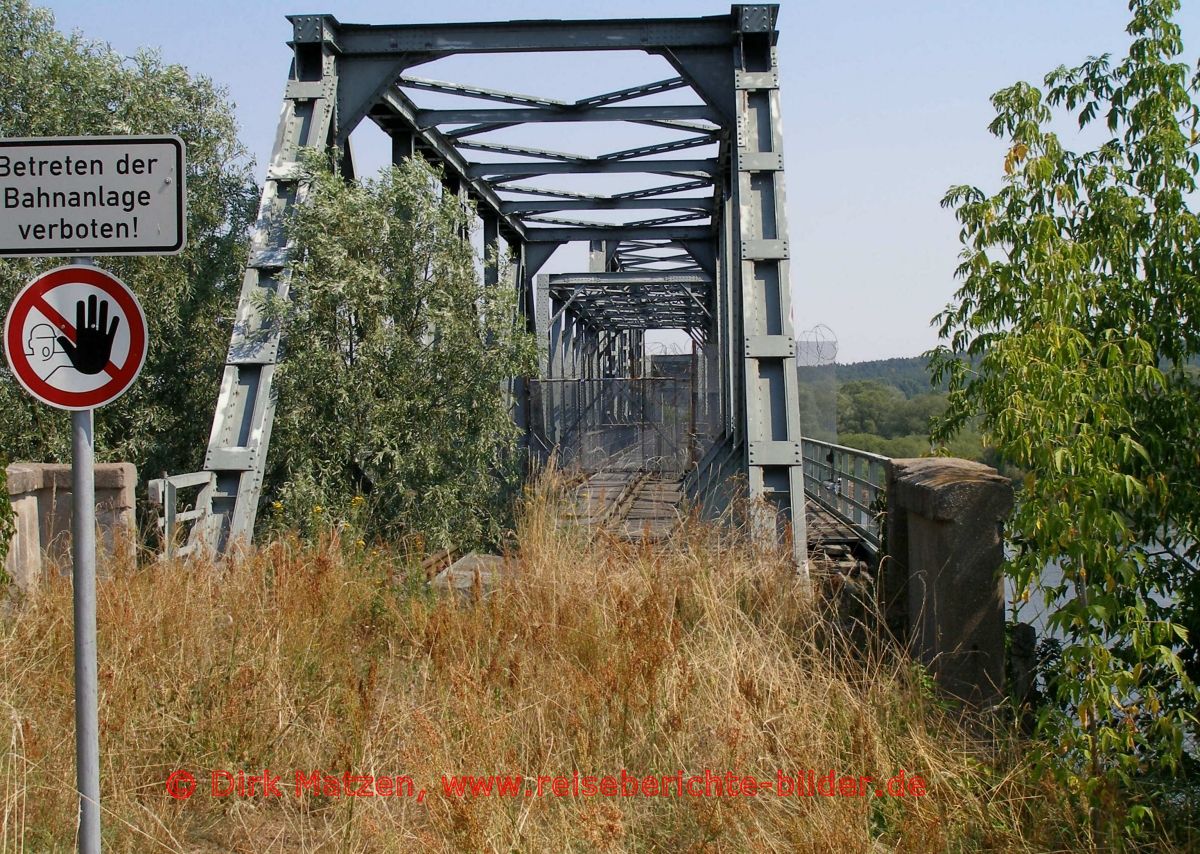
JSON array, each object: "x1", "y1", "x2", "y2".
[{"x1": 801, "y1": 438, "x2": 890, "y2": 552}]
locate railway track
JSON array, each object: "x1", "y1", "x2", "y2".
[
  {"x1": 565, "y1": 469, "x2": 871, "y2": 562},
  {"x1": 565, "y1": 470, "x2": 685, "y2": 543}
]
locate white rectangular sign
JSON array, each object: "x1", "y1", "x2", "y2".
[{"x1": 0, "y1": 135, "x2": 186, "y2": 257}]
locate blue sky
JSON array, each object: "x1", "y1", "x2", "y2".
[{"x1": 39, "y1": 1, "x2": 1200, "y2": 362}]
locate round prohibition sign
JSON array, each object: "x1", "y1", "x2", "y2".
[{"x1": 3, "y1": 265, "x2": 148, "y2": 410}]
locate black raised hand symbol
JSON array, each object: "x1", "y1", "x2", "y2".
[{"x1": 58, "y1": 295, "x2": 119, "y2": 375}]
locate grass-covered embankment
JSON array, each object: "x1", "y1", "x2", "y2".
[{"x1": 0, "y1": 479, "x2": 1147, "y2": 851}]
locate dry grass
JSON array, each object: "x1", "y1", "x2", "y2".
[{"x1": 0, "y1": 478, "x2": 1123, "y2": 852}]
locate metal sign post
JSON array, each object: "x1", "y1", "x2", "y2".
[
  {"x1": 1, "y1": 134, "x2": 182, "y2": 853},
  {"x1": 3, "y1": 261, "x2": 148, "y2": 854},
  {"x1": 72, "y1": 402, "x2": 100, "y2": 852},
  {"x1": 69, "y1": 255, "x2": 100, "y2": 854}
]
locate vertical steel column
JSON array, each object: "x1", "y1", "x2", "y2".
[
  {"x1": 731, "y1": 6, "x2": 808, "y2": 568},
  {"x1": 511, "y1": 246, "x2": 532, "y2": 444},
  {"x1": 562, "y1": 315, "x2": 576, "y2": 379},
  {"x1": 391, "y1": 130, "x2": 416, "y2": 164},
  {"x1": 482, "y1": 213, "x2": 500, "y2": 287},
  {"x1": 513, "y1": 244, "x2": 559, "y2": 453},
  {"x1": 194, "y1": 17, "x2": 340, "y2": 553},
  {"x1": 546, "y1": 291, "x2": 566, "y2": 456},
  {"x1": 720, "y1": 189, "x2": 740, "y2": 437},
  {"x1": 555, "y1": 307, "x2": 575, "y2": 454}
]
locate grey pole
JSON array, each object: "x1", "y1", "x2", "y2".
[
  {"x1": 72, "y1": 258, "x2": 101, "y2": 853},
  {"x1": 72, "y1": 408, "x2": 100, "y2": 851}
]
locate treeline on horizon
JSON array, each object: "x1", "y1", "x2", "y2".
[
  {"x1": 798, "y1": 354, "x2": 1200, "y2": 465},
  {"x1": 798, "y1": 355, "x2": 990, "y2": 464}
]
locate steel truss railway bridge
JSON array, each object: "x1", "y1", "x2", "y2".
[{"x1": 152, "y1": 5, "x2": 883, "y2": 569}]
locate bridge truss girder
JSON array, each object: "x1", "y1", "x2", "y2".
[{"x1": 156, "y1": 4, "x2": 809, "y2": 568}]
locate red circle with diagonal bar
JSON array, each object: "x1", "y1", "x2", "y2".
[{"x1": 3, "y1": 265, "x2": 147, "y2": 410}]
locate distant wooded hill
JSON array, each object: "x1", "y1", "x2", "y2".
[
  {"x1": 797, "y1": 355, "x2": 945, "y2": 399},
  {"x1": 796, "y1": 354, "x2": 988, "y2": 462}
]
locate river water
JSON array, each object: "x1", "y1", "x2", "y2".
[{"x1": 1005, "y1": 558, "x2": 1180, "y2": 639}]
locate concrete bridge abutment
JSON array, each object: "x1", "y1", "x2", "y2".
[
  {"x1": 3, "y1": 462, "x2": 136, "y2": 594},
  {"x1": 884, "y1": 457, "x2": 1014, "y2": 708}
]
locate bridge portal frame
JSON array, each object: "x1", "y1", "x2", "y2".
[{"x1": 155, "y1": 5, "x2": 809, "y2": 568}]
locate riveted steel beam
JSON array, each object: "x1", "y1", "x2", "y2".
[
  {"x1": 187, "y1": 20, "x2": 347, "y2": 555},
  {"x1": 502, "y1": 197, "x2": 714, "y2": 214},
  {"x1": 613, "y1": 180, "x2": 713, "y2": 199},
  {"x1": 524, "y1": 225, "x2": 713, "y2": 243},
  {"x1": 548, "y1": 272, "x2": 711, "y2": 286},
  {"x1": 453, "y1": 139, "x2": 587, "y2": 161},
  {"x1": 724, "y1": 7, "x2": 808, "y2": 568},
  {"x1": 416, "y1": 104, "x2": 719, "y2": 126},
  {"x1": 399, "y1": 76, "x2": 569, "y2": 108},
  {"x1": 302, "y1": 15, "x2": 740, "y2": 55},
  {"x1": 370, "y1": 88, "x2": 526, "y2": 241},
  {"x1": 469, "y1": 160, "x2": 719, "y2": 178}
]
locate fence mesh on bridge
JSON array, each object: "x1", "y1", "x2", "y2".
[{"x1": 530, "y1": 377, "x2": 716, "y2": 474}]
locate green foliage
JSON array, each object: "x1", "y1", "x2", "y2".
[
  {"x1": 264, "y1": 152, "x2": 536, "y2": 551},
  {"x1": 836, "y1": 432, "x2": 926, "y2": 459},
  {"x1": 836, "y1": 379, "x2": 954, "y2": 438},
  {"x1": 0, "y1": 1, "x2": 257, "y2": 480},
  {"x1": 836, "y1": 380, "x2": 905, "y2": 436},
  {"x1": 802, "y1": 355, "x2": 951, "y2": 398},
  {"x1": 819, "y1": 377, "x2": 985, "y2": 461},
  {"x1": 799, "y1": 360, "x2": 989, "y2": 461},
  {"x1": 932, "y1": 0, "x2": 1200, "y2": 840},
  {"x1": 796, "y1": 370, "x2": 838, "y2": 441}
]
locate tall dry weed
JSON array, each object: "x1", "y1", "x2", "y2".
[{"x1": 0, "y1": 477, "x2": 1133, "y2": 851}]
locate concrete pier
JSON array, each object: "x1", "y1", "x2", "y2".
[
  {"x1": 3, "y1": 462, "x2": 137, "y2": 593},
  {"x1": 885, "y1": 457, "x2": 1013, "y2": 707}
]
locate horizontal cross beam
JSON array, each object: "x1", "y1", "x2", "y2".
[
  {"x1": 597, "y1": 135, "x2": 716, "y2": 161},
  {"x1": 453, "y1": 139, "x2": 584, "y2": 161},
  {"x1": 399, "y1": 76, "x2": 566, "y2": 108},
  {"x1": 503, "y1": 197, "x2": 714, "y2": 214},
  {"x1": 402, "y1": 76, "x2": 697, "y2": 113},
  {"x1": 499, "y1": 184, "x2": 606, "y2": 200},
  {"x1": 576, "y1": 77, "x2": 690, "y2": 108},
  {"x1": 568, "y1": 304, "x2": 702, "y2": 314},
  {"x1": 468, "y1": 159, "x2": 718, "y2": 177},
  {"x1": 291, "y1": 14, "x2": 741, "y2": 55},
  {"x1": 416, "y1": 104, "x2": 718, "y2": 126},
  {"x1": 369, "y1": 91, "x2": 526, "y2": 240},
  {"x1": 556, "y1": 291, "x2": 704, "y2": 301},
  {"x1": 616, "y1": 252, "x2": 696, "y2": 262},
  {"x1": 524, "y1": 225, "x2": 713, "y2": 243},
  {"x1": 613, "y1": 180, "x2": 712, "y2": 199},
  {"x1": 548, "y1": 272, "x2": 712, "y2": 286}
]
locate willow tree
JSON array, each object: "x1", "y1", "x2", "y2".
[
  {"x1": 0, "y1": 0, "x2": 257, "y2": 478},
  {"x1": 265, "y1": 154, "x2": 535, "y2": 550},
  {"x1": 932, "y1": 0, "x2": 1200, "y2": 840}
]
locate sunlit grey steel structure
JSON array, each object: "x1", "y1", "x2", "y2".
[{"x1": 156, "y1": 5, "x2": 809, "y2": 566}]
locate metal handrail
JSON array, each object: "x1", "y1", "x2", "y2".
[
  {"x1": 147, "y1": 471, "x2": 214, "y2": 559},
  {"x1": 801, "y1": 438, "x2": 890, "y2": 551}
]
